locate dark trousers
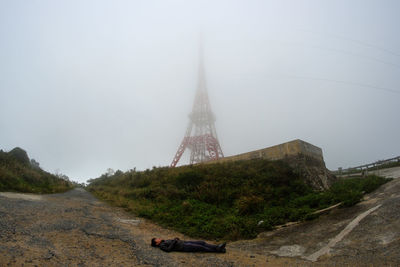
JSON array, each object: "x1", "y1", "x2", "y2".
[{"x1": 182, "y1": 241, "x2": 219, "y2": 252}]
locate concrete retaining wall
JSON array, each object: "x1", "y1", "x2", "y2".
[{"x1": 216, "y1": 139, "x2": 324, "y2": 164}]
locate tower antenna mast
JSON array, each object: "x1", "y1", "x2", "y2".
[{"x1": 170, "y1": 40, "x2": 224, "y2": 167}]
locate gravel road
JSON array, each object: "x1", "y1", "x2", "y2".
[
  {"x1": 1, "y1": 175, "x2": 399, "y2": 266},
  {"x1": 0, "y1": 188, "x2": 274, "y2": 266}
]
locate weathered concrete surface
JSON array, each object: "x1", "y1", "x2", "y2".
[
  {"x1": 284, "y1": 155, "x2": 337, "y2": 190},
  {"x1": 368, "y1": 166, "x2": 400, "y2": 179},
  {"x1": 208, "y1": 139, "x2": 337, "y2": 190},
  {"x1": 216, "y1": 139, "x2": 324, "y2": 163}
]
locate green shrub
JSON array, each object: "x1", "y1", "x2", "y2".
[
  {"x1": 87, "y1": 159, "x2": 390, "y2": 241},
  {"x1": 0, "y1": 148, "x2": 73, "y2": 193},
  {"x1": 235, "y1": 195, "x2": 264, "y2": 215}
]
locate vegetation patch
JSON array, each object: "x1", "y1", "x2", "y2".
[
  {"x1": 87, "y1": 159, "x2": 390, "y2": 240},
  {"x1": 0, "y1": 147, "x2": 74, "y2": 193}
]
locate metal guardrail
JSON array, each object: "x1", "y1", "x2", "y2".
[{"x1": 334, "y1": 156, "x2": 400, "y2": 175}]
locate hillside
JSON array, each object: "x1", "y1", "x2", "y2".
[
  {"x1": 0, "y1": 147, "x2": 73, "y2": 193},
  {"x1": 87, "y1": 158, "x2": 389, "y2": 240}
]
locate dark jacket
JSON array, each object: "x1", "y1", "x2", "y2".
[{"x1": 159, "y1": 238, "x2": 184, "y2": 252}]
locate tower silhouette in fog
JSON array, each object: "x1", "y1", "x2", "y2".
[{"x1": 170, "y1": 43, "x2": 224, "y2": 167}]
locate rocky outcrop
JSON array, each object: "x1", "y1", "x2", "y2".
[{"x1": 283, "y1": 154, "x2": 337, "y2": 191}]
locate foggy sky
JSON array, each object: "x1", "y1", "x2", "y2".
[{"x1": 1, "y1": 0, "x2": 399, "y2": 183}]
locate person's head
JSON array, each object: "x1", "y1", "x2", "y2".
[{"x1": 151, "y1": 238, "x2": 162, "y2": 247}]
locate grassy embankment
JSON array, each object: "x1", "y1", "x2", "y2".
[
  {"x1": 0, "y1": 147, "x2": 73, "y2": 193},
  {"x1": 87, "y1": 159, "x2": 389, "y2": 240}
]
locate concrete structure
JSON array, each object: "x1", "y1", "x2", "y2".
[
  {"x1": 215, "y1": 139, "x2": 324, "y2": 164},
  {"x1": 206, "y1": 139, "x2": 335, "y2": 190}
]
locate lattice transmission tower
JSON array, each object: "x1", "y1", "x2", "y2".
[{"x1": 170, "y1": 45, "x2": 224, "y2": 167}]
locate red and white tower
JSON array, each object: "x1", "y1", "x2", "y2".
[{"x1": 170, "y1": 45, "x2": 224, "y2": 167}]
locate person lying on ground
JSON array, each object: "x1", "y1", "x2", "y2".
[{"x1": 151, "y1": 237, "x2": 226, "y2": 253}]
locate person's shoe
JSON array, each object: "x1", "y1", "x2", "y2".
[{"x1": 217, "y1": 242, "x2": 226, "y2": 252}]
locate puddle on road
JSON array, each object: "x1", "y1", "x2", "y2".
[{"x1": 0, "y1": 192, "x2": 43, "y2": 201}]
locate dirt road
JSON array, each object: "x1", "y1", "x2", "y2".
[
  {"x1": 1, "y1": 176, "x2": 399, "y2": 266},
  {"x1": 1, "y1": 188, "x2": 292, "y2": 266}
]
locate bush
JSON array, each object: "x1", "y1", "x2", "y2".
[
  {"x1": 87, "y1": 159, "x2": 390, "y2": 240},
  {"x1": 0, "y1": 147, "x2": 73, "y2": 193},
  {"x1": 235, "y1": 195, "x2": 264, "y2": 215}
]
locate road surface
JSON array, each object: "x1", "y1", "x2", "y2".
[{"x1": 1, "y1": 173, "x2": 399, "y2": 266}]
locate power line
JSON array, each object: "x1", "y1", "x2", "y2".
[
  {"x1": 299, "y1": 29, "x2": 400, "y2": 58},
  {"x1": 282, "y1": 75, "x2": 400, "y2": 95},
  {"x1": 268, "y1": 38, "x2": 400, "y2": 70},
  {"x1": 258, "y1": 73, "x2": 400, "y2": 95}
]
